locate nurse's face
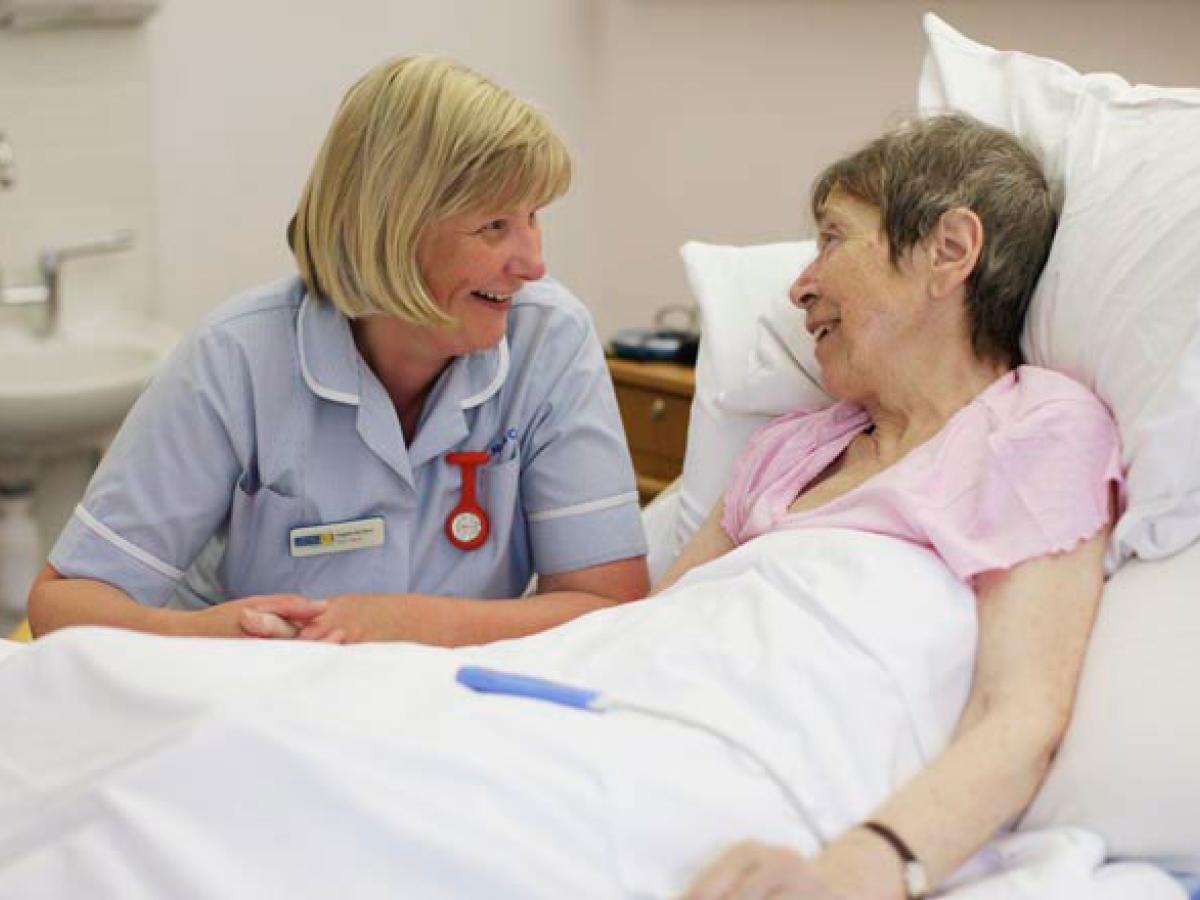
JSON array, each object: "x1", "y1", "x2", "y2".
[{"x1": 416, "y1": 202, "x2": 547, "y2": 356}]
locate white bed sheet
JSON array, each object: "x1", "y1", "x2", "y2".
[{"x1": 0, "y1": 528, "x2": 1183, "y2": 898}]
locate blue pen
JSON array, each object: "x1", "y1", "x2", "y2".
[
  {"x1": 453, "y1": 665, "x2": 821, "y2": 836},
  {"x1": 456, "y1": 665, "x2": 609, "y2": 711}
]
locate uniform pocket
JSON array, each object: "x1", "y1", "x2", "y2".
[
  {"x1": 222, "y1": 483, "x2": 308, "y2": 599},
  {"x1": 479, "y1": 454, "x2": 523, "y2": 536}
]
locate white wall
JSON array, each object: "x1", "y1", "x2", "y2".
[
  {"x1": 147, "y1": 0, "x2": 602, "y2": 331},
  {"x1": 7, "y1": 0, "x2": 1198, "y2": 343},
  {"x1": 590, "y1": 0, "x2": 1200, "y2": 335},
  {"x1": 0, "y1": 27, "x2": 156, "y2": 327}
]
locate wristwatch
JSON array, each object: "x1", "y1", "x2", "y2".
[{"x1": 861, "y1": 821, "x2": 929, "y2": 900}]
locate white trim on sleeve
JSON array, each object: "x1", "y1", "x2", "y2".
[
  {"x1": 527, "y1": 491, "x2": 639, "y2": 524},
  {"x1": 72, "y1": 505, "x2": 184, "y2": 580}
]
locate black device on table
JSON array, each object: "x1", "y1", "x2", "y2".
[{"x1": 609, "y1": 304, "x2": 699, "y2": 365}]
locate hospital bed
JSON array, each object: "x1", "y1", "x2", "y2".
[
  {"x1": 3, "y1": 12, "x2": 1200, "y2": 899},
  {"x1": 630, "y1": 14, "x2": 1200, "y2": 895}
]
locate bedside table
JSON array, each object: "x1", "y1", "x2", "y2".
[{"x1": 606, "y1": 357, "x2": 695, "y2": 504}]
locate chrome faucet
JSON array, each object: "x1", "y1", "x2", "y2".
[
  {"x1": 1, "y1": 230, "x2": 135, "y2": 338},
  {"x1": 0, "y1": 132, "x2": 14, "y2": 189},
  {"x1": 0, "y1": 131, "x2": 11, "y2": 305}
]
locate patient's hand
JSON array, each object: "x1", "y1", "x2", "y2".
[
  {"x1": 237, "y1": 595, "x2": 328, "y2": 640},
  {"x1": 683, "y1": 841, "x2": 850, "y2": 900}
]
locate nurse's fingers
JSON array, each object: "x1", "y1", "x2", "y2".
[
  {"x1": 318, "y1": 629, "x2": 346, "y2": 644},
  {"x1": 239, "y1": 609, "x2": 300, "y2": 639},
  {"x1": 244, "y1": 594, "x2": 327, "y2": 621}
]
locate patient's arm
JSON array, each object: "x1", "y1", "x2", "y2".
[
  {"x1": 817, "y1": 528, "x2": 1106, "y2": 897},
  {"x1": 653, "y1": 499, "x2": 734, "y2": 594},
  {"x1": 686, "y1": 525, "x2": 1109, "y2": 900},
  {"x1": 27, "y1": 564, "x2": 303, "y2": 639},
  {"x1": 245, "y1": 554, "x2": 651, "y2": 647}
]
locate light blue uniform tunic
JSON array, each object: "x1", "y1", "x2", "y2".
[{"x1": 50, "y1": 275, "x2": 647, "y2": 606}]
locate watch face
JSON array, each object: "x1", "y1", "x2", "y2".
[
  {"x1": 450, "y1": 511, "x2": 483, "y2": 543},
  {"x1": 903, "y1": 861, "x2": 929, "y2": 898}
]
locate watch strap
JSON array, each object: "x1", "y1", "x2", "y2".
[{"x1": 861, "y1": 821, "x2": 929, "y2": 899}]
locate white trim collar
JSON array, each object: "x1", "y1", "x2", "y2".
[
  {"x1": 297, "y1": 292, "x2": 360, "y2": 406},
  {"x1": 459, "y1": 336, "x2": 510, "y2": 410}
]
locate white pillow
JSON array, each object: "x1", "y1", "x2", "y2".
[
  {"x1": 919, "y1": 12, "x2": 1200, "y2": 566},
  {"x1": 917, "y1": 14, "x2": 1200, "y2": 875},
  {"x1": 1021, "y1": 538, "x2": 1200, "y2": 874},
  {"x1": 674, "y1": 241, "x2": 829, "y2": 551}
]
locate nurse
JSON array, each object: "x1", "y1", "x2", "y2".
[{"x1": 28, "y1": 55, "x2": 649, "y2": 644}]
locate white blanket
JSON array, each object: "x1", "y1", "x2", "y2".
[{"x1": 0, "y1": 529, "x2": 1182, "y2": 898}]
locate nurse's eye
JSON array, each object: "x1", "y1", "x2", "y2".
[{"x1": 477, "y1": 219, "x2": 508, "y2": 236}]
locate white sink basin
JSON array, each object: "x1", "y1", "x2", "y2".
[{"x1": 0, "y1": 318, "x2": 178, "y2": 458}]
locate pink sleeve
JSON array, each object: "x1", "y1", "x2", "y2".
[
  {"x1": 930, "y1": 395, "x2": 1123, "y2": 582},
  {"x1": 720, "y1": 411, "x2": 807, "y2": 544}
]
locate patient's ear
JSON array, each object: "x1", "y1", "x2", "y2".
[{"x1": 927, "y1": 207, "x2": 983, "y2": 300}]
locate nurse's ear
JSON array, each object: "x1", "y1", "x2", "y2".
[{"x1": 926, "y1": 207, "x2": 983, "y2": 302}]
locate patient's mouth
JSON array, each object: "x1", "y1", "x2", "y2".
[{"x1": 815, "y1": 321, "x2": 839, "y2": 342}]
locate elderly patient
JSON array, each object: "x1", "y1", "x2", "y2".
[{"x1": 677, "y1": 113, "x2": 1120, "y2": 899}]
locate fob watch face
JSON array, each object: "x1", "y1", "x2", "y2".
[{"x1": 450, "y1": 511, "x2": 484, "y2": 543}]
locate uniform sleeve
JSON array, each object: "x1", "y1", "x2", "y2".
[
  {"x1": 519, "y1": 312, "x2": 647, "y2": 575},
  {"x1": 926, "y1": 394, "x2": 1124, "y2": 582},
  {"x1": 48, "y1": 328, "x2": 250, "y2": 606}
]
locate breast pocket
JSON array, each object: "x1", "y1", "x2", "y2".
[
  {"x1": 222, "y1": 483, "x2": 308, "y2": 599},
  {"x1": 479, "y1": 455, "x2": 523, "y2": 549}
]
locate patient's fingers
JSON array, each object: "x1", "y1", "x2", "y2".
[
  {"x1": 239, "y1": 609, "x2": 299, "y2": 640},
  {"x1": 683, "y1": 842, "x2": 759, "y2": 899},
  {"x1": 682, "y1": 842, "x2": 825, "y2": 900}
]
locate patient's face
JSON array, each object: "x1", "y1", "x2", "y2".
[{"x1": 789, "y1": 190, "x2": 928, "y2": 402}]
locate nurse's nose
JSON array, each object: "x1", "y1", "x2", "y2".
[
  {"x1": 789, "y1": 259, "x2": 818, "y2": 309},
  {"x1": 508, "y1": 217, "x2": 547, "y2": 283}
]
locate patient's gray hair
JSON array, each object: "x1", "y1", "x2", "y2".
[{"x1": 811, "y1": 113, "x2": 1057, "y2": 367}]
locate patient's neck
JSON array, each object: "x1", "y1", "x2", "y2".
[{"x1": 859, "y1": 349, "x2": 1011, "y2": 459}]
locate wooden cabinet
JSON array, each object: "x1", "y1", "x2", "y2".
[{"x1": 606, "y1": 357, "x2": 695, "y2": 504}]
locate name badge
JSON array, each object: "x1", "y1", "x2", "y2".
[{"x1": 289, "y1": 517, "x2": 385, "y2": 558}]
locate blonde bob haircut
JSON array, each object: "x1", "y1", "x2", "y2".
[{"x1": 290, "y1": 55, "x2": 571, "y2": 326}]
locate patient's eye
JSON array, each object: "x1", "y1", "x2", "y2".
[{"x1": 817, "y1": 228, "x2": 840, "y2": 253}]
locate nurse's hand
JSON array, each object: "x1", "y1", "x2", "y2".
[
  {"x1": 237, "y1": 595, "x2": 331, "y2": 640},
  {"x1": 682, "y1": 842, "x2": 850, "y2": 900}
]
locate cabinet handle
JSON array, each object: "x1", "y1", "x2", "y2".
[{"x1": 650, "y1": 398, "x2": 666, "y2": 420}]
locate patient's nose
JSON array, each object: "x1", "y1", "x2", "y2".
[{"x1": 790, "y1": 263, "x2": 818, "y2": 308}]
